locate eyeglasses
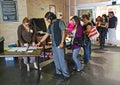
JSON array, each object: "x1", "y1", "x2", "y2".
[{"x1": 24, "y1": 23, "x2": 29, "y2": 26}]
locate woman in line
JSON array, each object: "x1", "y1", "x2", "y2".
[
  {"x1": 17, "y1": 17, "x2": 38, "y2": 71},
  {"x1": 69, "y1": 16, "x2": 83, "y2": 71},
  {"x1": 81, "y1": 14, "x2": 92, "y2": 64},
  {"x1": 99, "y1": 14, "x2": 108, "y2": 49}
]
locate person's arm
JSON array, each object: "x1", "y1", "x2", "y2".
[
  {"x1": 59, "y1": 29, "x2": 66, "y2": 48},
  {"x1": 17, "y1": 25, "x2": 24, "y2": 45},
  {"x1": 100, "y1": 22, "x2": 108, "y2": 28},
  {"x1": 37, "y1": 33, "x2": 49, "y2": 46},
  {"x1": 58, "y1": 20, "x2": 67, "y2": 48},
  {"x1": 115, "y1": 18, "x2": 117, "y2": 29}
]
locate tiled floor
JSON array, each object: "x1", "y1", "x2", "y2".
[{"x1": 0, "y1": 45, "x2": 120, "y2": 85}]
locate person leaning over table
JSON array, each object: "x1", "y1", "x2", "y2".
[
  {"x1": 17, "y1": 17, "x2": 39, "y2": 72},
  {"x1": 37, "y1": 12, "x2": 70, "y2": 82}
]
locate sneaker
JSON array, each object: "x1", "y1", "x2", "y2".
[
  {"x1": 61, "y1": 76, "x2": 70, "y2": 82},
  {"x1": 77, "y1": 69, "x2": 83, "y2": 72},
  {"x1": 52, "y1": 74, "x2": 63, "y2": 79}
]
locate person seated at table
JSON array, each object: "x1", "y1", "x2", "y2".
[{"x1": 17, "y1": 17, "x2": 39, "y2": 71}]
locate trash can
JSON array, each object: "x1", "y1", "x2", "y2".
[
  {"x1": 0, "y1": 36, "x2": 4, "y2": 53},
  {"x1": 5, "y1": 44, "x2": 17, "y2": 61}
]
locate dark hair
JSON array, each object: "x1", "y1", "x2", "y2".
[
  {"x1": 82, "y1": 14, "x2": 90, "y2": 20},
  {"x1": 44, "y1": 12, "x2": 56, "y2": 21},
  {"x1": 102, "y1": 14, "x2": 108, "y2": 22},
  {"x1": 108, "y1": 11, "x2": 114, "y2": 15},
  {"x1": 72, "y1": 16, "x2": 81, "y2": 26}
]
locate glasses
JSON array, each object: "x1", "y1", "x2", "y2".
[{"x1": 24, "y1": 23, "x2": 29, "y2": 26}]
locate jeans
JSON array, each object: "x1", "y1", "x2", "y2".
[
  {"x1": 83, "y1": 41, "x2": 91, "y2": 64},
  {"x1": 99, "y1": 29, "x2": 106, "y2": 48},
  {"x1": 52, "y1": 46, "x2": 70, "y2": 77},
  {"x1": 72, "y1": 47, "x2": 83, "y2": 70},
  {"x1": 23, "y1": 57, "x2": 35, "y2": 64}
]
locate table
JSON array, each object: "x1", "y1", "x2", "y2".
[
  {"x1": 0, "y1": 47, "x2": 43, "y2": 70},
  {"x1": 0, "y1": 47, "x2": 44, "y2": 83}
]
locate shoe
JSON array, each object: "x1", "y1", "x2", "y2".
[
  {"x1": 72, "y1": 67, "x2": 77, "y2": 71},
  {"x1": 52, "y1": 73, "x2": 63, "y2": 79},
  {"x1": 26, "y1": 64, "x2": 30, "y2": 72},
  {"x1": 61, "y1": 76, "x2": 70, "y2": 82},
  {"x1": 77, "y1": 69, "x2": 83, "y2": 72},
  {"x1": 33, "y1": 62, "x2": 38, "y2": 69}
]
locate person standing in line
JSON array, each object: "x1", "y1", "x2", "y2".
[
  {"x1": 67, "y1": 17, "x2": 75, "y2": 33},
  {"x1": 108, "y1": 11, "x2": 118, "y2": 46},
  {"x1": 69, "y1": 16, "x2": 83, "y2": 72},
  {"x1": 99, "y1": 14, "x2": 108, "y2": 49},
  {"x1": 37, "y1": 12, "x2": 70, "y2": 81},
  {"x1": 17, "y1": 17, "x2": 38, "y2": 72},
  {"x1": 81, "y1": 14, "x2": 92, "y2": 64}
]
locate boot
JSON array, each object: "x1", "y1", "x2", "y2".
[
  {"x1": 33, "y1": 62, "x2": 41, "y2": 70},
  {"x1": 33, "y1": 62, "x2": 38, "y2": 69}
]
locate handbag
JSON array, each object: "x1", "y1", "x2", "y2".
[
  {"x1": 88, "y1": 26, "x2": 99, "y2": 41},
  {"x1": 73, "y1": 37, "x2": 84, "y2": 46}
]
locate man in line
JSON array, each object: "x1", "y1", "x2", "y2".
[
  {"x1": 108, "y1": 11, "x2": 118, "y2": 46},
  {"x1": 37, "y1": 12, "x2": 70, "y2": 81}
]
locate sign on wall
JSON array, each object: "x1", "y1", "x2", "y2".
[{"x1": 1, "y1": 1, "x2": 18, "y2": 22}]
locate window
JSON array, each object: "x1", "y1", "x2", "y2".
[{"x1": 1, "y1": 0, "x2": 18, "y2": 22}]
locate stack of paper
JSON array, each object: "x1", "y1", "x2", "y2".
[{"x1": 8, "y1": 47, "x2": 27, "y2": 52}]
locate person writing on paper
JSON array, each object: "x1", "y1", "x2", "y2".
[
  {"x1": 37, "y1": 12, "x2": 70, "y2": 81},
  {"x1": 17, "y1": 17, "x2": 38, "y2": 71}
]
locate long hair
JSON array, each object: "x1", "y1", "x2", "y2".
[
  {"x1": 102, "y1": 14, "x2": 108, "y2": 22},
  {"x1": 72, "y1": 16, "x2": 81, "y2": 28}
]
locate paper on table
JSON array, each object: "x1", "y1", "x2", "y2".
[
  {"x1": 8, "y1": 48, "x2": 18, "y2": 52},
  {"x1": 17, "y1": 47, "x2": 27, "y2": 52},
  {"x1": 28, "y1": 46, "x2": 43, "y2": 50},
  {"x1": 8, "y1": 47, "x2": 27, "y2": 52},
  {"x1": 27, "y1": 50, "x2": 33, "y2": 53},
  {"x1": 28, "y1": 46, "x2": 37, "y2": 50}
]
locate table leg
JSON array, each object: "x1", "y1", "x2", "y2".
[{"x1": 37, "y1": 56, "x2": 41, "y2": 83}]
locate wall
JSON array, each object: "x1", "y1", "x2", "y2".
[
  {"x1": 0, "y1": 0, "x2": 68, "y2": 47},
  {"x1": 0, "y1": 0, "x2": 110, "y2": 47},
  {"x1": 0, "y1": 0, "x2": 27, "y2": 47},
  {"x1": 76, "y1": 0, "x2": 110, "y2": 5},
  {"x1": 26, "y1": 0, "x2": 68, "y2": 22}
]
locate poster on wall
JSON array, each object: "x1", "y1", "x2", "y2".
[
  {"x1": 49, "y1": 5, "x2": 56, "y2": 14},
  {"x1": 1, "y1": 1, "x2": 18, "y2": 21}
]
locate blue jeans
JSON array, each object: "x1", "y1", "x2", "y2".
[
  {"x1": 83, "y1": 41, "x2": 91, "y2": 64},
  {"x1": 23, "y1": 57, "x2": 35, "y2": 64},
  {"x1": 52, "y1": 46, "x2": 70, "y2": 77},
  {"x1": 72, "y1": 47, "x2": 83, "y2": 70}
]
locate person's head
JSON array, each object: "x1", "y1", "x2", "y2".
[
  {"x1": 96, "y1": 16, "x2": 102, "y2": 22},
  {"x1": 71, "y1": 16, "x2": 81, "y2": 27},
  {"x1": 44, "y1": 12, "x2": 56, "y2": 23},
  {"x1": 108, "y1": 11, "x2": 114, "y2": 18},
  {"x1": 22, "y1": 17, "x2": 30, "y2": 27},
  {"x1": 102, "y1": 14, "x2": 108, "y2": 22},
  {"x1": 81, "y1": 14, "x2": 90, "y2": 23}
]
